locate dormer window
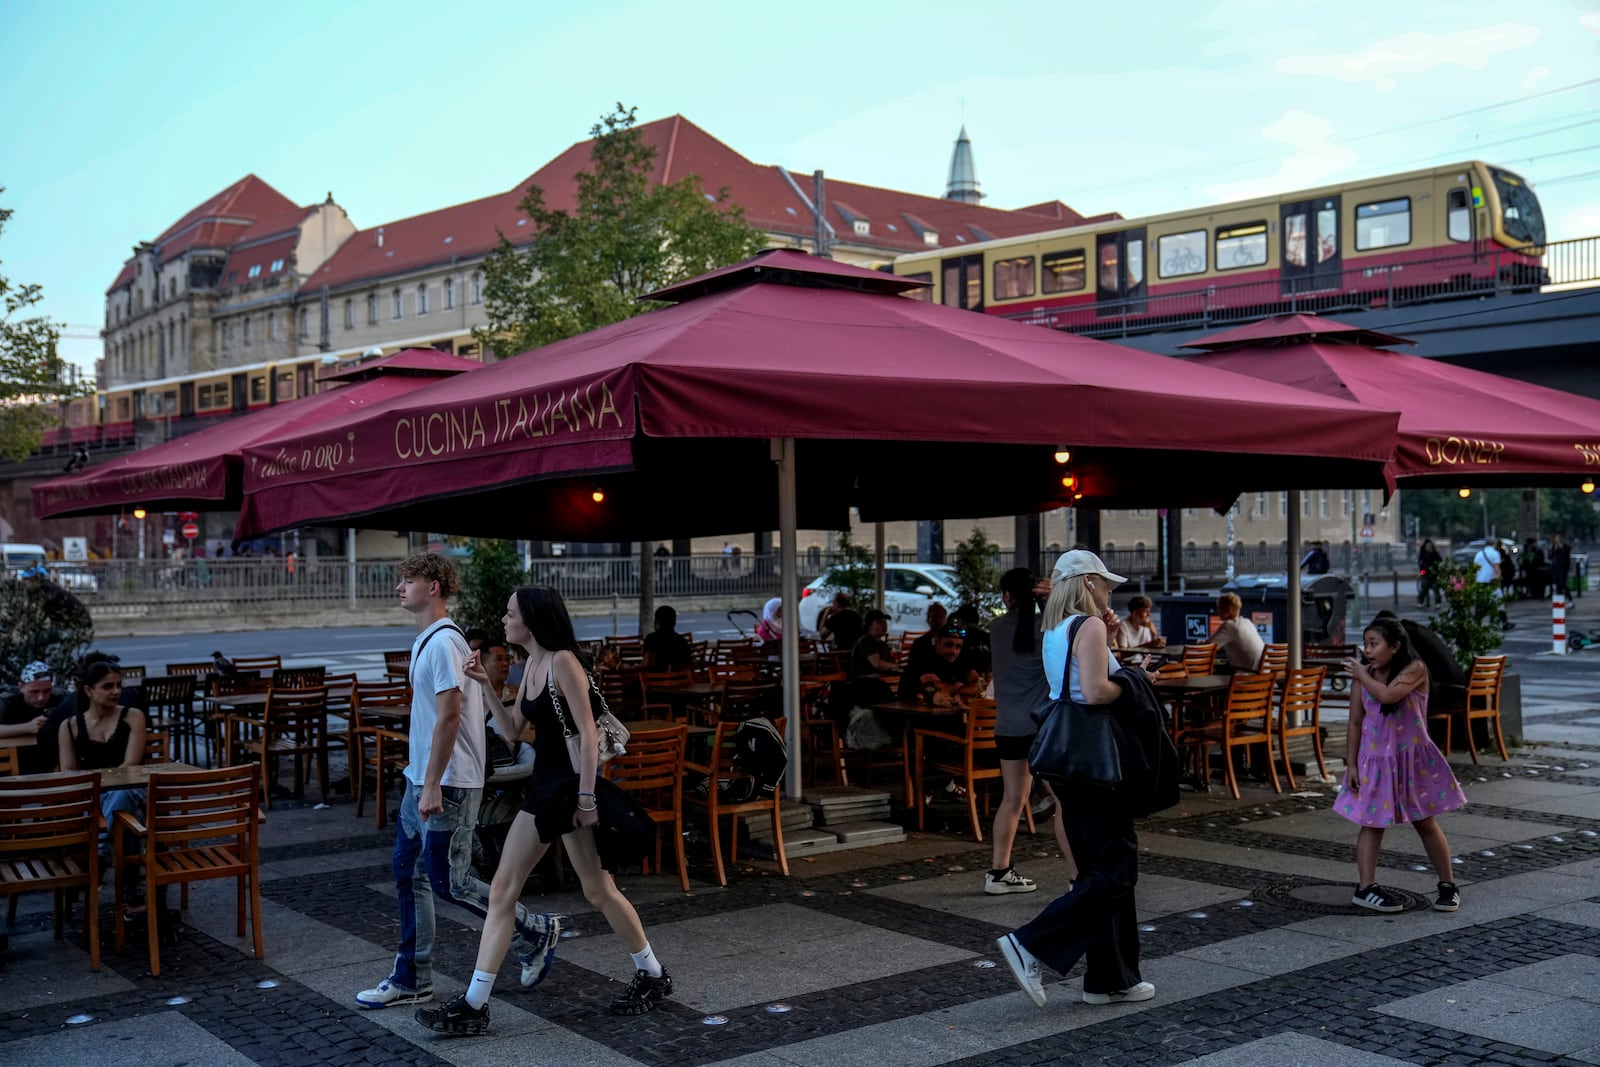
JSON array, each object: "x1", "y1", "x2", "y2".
[
  {"x1": 853, "y1": 220, "x2": 870, "y2": 237},
  {"x1": 270, "y1": 258, "x2": 285, "y2": 272},
  {"x1": 247, "y1": 264, "x2": 262, "y2": 279},
  {"x1": 923, "y1": 232, "x2": 939, "y2": 247}
]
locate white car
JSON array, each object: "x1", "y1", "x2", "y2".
[
  {"x1": 797, "y1": 563, "x2": 961, "y2": 635},
  {"x1": 48, "y1": 564, "x2": 100, "y2": 594}
]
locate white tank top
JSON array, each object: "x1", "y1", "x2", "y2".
[{"x1": 1042, "y1": 613, "x2": 1114, "y2": 702}]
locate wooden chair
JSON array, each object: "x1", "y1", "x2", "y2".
[
  {"x1": 116, "y1": 664, "x2": 147, "y2": 684},
  {"x1": 1257, "y1": 643, "x2": 1289, "y2": 679},
  {"x1": 0, "y1": 747, "x2": 18, "y2": 776},
  {"x1": 639, "y1": 669, "x2": 694, "y2": 721},
  {"x1": 1275, "y1": 666, "x2": 1328, "y2": 789},
  {"x1": 231, "y1": 655, "x2": 282, "y2": 673},
  {"x1": 113, "y1": 764, "x2": 263, "y2": 977},
  {"x1": 898, "y1": 631, "x2": 927, "y2": 654},
  {"x1": 0, "y1": 772, "x2": 101, "y2": 970},
  {"x1": 684, "y1": 717, "x2": 789, "y2": 887},
  {"x1": 271, "y1": 665, "x2": 326, "y2": 689},
  {"x1": 1184, "y1": 672, "x2": 1279, "y2": 799},
  {"x1": 351, "y1": 681, "x2": 410, "y2": 827},
  {"x1": 1464, "y1": 655, "x2": 1510, "y2": 763},
  {"x1": 201, "y1": 674, "x2": 271, "y2": 766},
  {"x1": 140, "y1": 676, "x2": 196, "y2": 760},
  {"x1": 383, "y1": 650, "x2": 412, "y2": 682},
  {"x1": 720, "y1": 680, "x2": 779, "y2": 723},
  {"x1": 144, "y1": 728, "x2": 171, "y2": 764},
  {"x1": 1182, "y1": 643, "x2": 1218, "y2": 675},
  {"x1": 228, "y1": 684, "x2": 328, "y2": 808},
  {"x1": 914, "y1": 698, "x2": 1030, "y2": 842},
  {"x1": 603, "y1": 724, "x2": 689, "y2": 892},
  {"x1": 1306, "y1": 644, "x2": 1358, "y2": 713},
  {"x1": 166, "y1": 661, "x2": 213, "y2": 682}
]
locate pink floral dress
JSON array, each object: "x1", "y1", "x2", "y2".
[{"x1": 1334, "y1": 686, "x2": 1466, "y2": 828}]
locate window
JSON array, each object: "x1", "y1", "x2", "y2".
[
  {"x1": 1279, "y1": 491, "x2": 1288, "y2": 517},
  {"x1": 922, "y1": 231, "x2": 939, "y2": 247},
  {"x1": 268, "y1": 313, "x2": 278, "y2": 341},
  {"x1": 1254, "y1": 492, "x2": 1267, "y2": 517},
  {"x1": 1301, "y1": 493, "x2": 1310, "y2": 517},
  {"x1": 1041, "y1": 250, "x2": 1086, "y2": 293},
  {"x1": 416, "y1": 283, "x2": 429, "y2": 316},
  {"x1": 344, "y1": 299, "x2": 354, "y2": 329},
  {"x1": 1317, "y1": 208, "x2": 1337, "y2": 263},
  {"x1": 444, "y1": 276, "x2": 455, "y2": 309},
  {"x1": 250, "y1": 375, "x2": 267, "y2": 403},
  {"x1": 1341, "y1": 490, "x2": 1352, "y2": 517},
  {"x1": 901, "y1": 271, "x2": 933, "y2": 302},
  {"x1": 1319, "y1": 490, "x2": 1329, "y2": 518},
  {"x1": 1157, "y1": 230, "x2": 1207, "y2": 277},
  {"x1": 853, "y1": 219, "x2": 870, "y2": 237},
  {"x1": 992, "y1": 256, "x2": 1035, "y2": 299},
  {"x1": 392, "y1": 289, "x2": 402, "y2": 319},
  {"x1": 242, "y1": 317, "x2": 252, "y2": 343},
  {"x1": 222, "y1": 322, "x2": 232, "y2": 348},
  {"x1": 213, "y1": 382, "x2": 229, "y2": 408},
  {"x1": 247, "y1": 264, "x2": 262, "y2": 279},
  {"x1": 471, "y1": 272, "x2": 483, "y2": 304},
  {"x1": 298, "y1": 307, "x2": 309, "y2": 340},
  {"x1": 116, "y1": 396, "x2": 131, "y2": 421},
  {"x1": 1216, "y1": 222, "x2": 1268, "y2": 270},
  {"x1": 1362, "y1": 489, "x2": 1373, "y2": 513},
  {"x1": 275, "y1": 370, "x2": 294, "y2": 402},
  {"x1": 1355, "y1": 198, "x2": 1411, "y2": 250},
  {"x1": 367, "y1": 293, "x2": 378, "y2": 324},
  {"x1": 1447, "y1": 188, "x2": 1472, "y2": 243},
  {"x1": 198, "y1": 384, "x2": 213, "y2": 408},
  {"x1": 270, "y1": 258, "x2": 285, "y2": 273}
]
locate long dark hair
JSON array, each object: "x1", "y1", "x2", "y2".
[
  {"x1": 1000, "y1": 567, "x2": 1038, "y2": 654},
  {"x1": 512, "y1": 585, "x2": 591, "y2": 671},
  {"x1": 1364, "y1": 616, "x2": 1421, "y2": 716},
  {"x1": 75, "y1": 651, "x2": 123, "y2": 712}
]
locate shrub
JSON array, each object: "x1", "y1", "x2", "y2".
[
  {"x1": 455, "y1": 539, "x2": 527, "y2": 641},
  {"x1": 1427, "y1": 559, "x2": 1504, "y2": 671},
  {"x1": 821, "y1": 528, "x2": 877, "y2": 613},
  {"x1": 953, "y1": 527, "x2": 1003, "y2": 618},
  {"x1": 0, "y1": 576, "x2": 94, "y2": 684}
]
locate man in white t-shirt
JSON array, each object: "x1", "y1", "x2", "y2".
[
  {"x1": 357, "y1": 553, "x2": 560, "y2": 1010},
  {"x1": 1212, "y1": 593, "x2": 1265, "y2": 673},
  {"x1": 1473, "y1": 543, "x2": 1515, "y2": 630}
]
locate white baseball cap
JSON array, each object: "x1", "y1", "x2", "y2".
[{"x1": 1050, "y1": 550, "x2": 1127, "y2": 585}]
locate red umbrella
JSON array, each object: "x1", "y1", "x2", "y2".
[
  {"x1": 235, "y1": 251, "x2": 1399, "y2": 541},
  {"x1": 1182, "y1": 314, "x2": 1600, "y2": 488},
  {"x1": 33, "y1": 350, "x2": 481, "y2": 519}
]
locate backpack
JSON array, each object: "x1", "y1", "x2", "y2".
[{"x1": 724, "y1": 716, "x2": 789, "y2": 801}]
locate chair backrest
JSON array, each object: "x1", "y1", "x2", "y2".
[
  {"x1": 209, "y1": 673, "x2": 271, "y2": 697},
  {"x1": 899, "y1": 631, "x2": 927, "y2": 652},
  {"x1": 704, "y1": 716, "x2": 787, "y2": 778},
  {"x1": 1258, "y1": 643, "x2": 1289, "y2": 676},
  {"x1": 166, "y1": 661, "x2": 213, "y2": 678},
  {"x1": 0, "y1": 771, "x2": 99, "y2": 862},
  {"x1": 707, "y1": 662, "x2": 760, "y2": 685},
  {"x1": 604, "y1": 724, "x2": 685, "y2": 807},
  {"x1": 266, "y1": 684, "x2": 329, "y2": 720},
  {"x1": 1182, "y1": 643, "x2": 1218, "y2": 674},
  {"x1": 1467, "y1": 655, "x2": 1507, "y2": 705},
  {"x1": 383, "y1": 650, "x2": 412, "y2": 673},
  {"x1": 1304, "y1": 644, "x2": 1357, "y2": 661},
  {"x1": 231, "y1": 655, "x2": 282, "y2": 672},
  {"x1": 722, "y1": 680, "x2": 779, "y2": 720},
  {"x1": 1224, "y1": 672, "x2": 1276, "y2": 725},
  {"x1": 144, "y1": 728, "x2": 171, "y2": 764},
  {"x1": 966, "y1": 697, "x2": 999, "y2": 745},
  {"x1": 272, "y1": 666, "x2": 326, "y2": 689},
  {"x1": 1279, "y1": 666, "x2": 1326, "y2": 725},
  {"x1": 639, "y1": 670, "x2": 693, "y2": 698},
  {"x1": 0, "y1": 747, "x2": 19, "y2": 777},
  {"x1": 144, "y1": 765, "x2": 259, "y2": 851},
  {"x1": 322, "y1": 672, "x2": 358, "y2": 710},
  {"x1": 116, "y1": 664, "x2": 147, "y2": 683},
  {"x1": 142, "y1": 676, "x2": 195, "y2": 714}
]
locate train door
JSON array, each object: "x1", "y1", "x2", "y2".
[
  {"x1": 940, "y1": 254, "x2": 984, "y2": 311},
  {"x1": 296, "y1": 363, "x2": 317, "y2": 399},
  {"x1": 1446, "y1": 187, "x2": 1477, "y2": 255},
  {"x1": 131, "y1": 388, "x2": 146, "y2": 428},
  {"x1": 231, "y1": 374, "x2": 248, "y2": 414},
  {"x1": 179, "y1": 382, "x2": 195, "y2": 418},
  {"x1": 1094, "y1": 228, "x2": 1147, "y2": 316},
  {"x1": 1280, "y1": 197, "x2": 1341, "y2": 295}
]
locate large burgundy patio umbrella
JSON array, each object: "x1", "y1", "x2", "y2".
[
  {"x1": 1182, "y1": 314, "x2": 1600, "y2": 488},
  {"x1": 233, "y1": 250, "x2": 1400, "y2": 796},
  {"x1": 32, "y1": 349, "x2": 481, "y2": 519}
]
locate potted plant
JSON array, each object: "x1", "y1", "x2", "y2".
[{"x1": 1427, "y1": 558, "x2": 1505, "y2": 670}]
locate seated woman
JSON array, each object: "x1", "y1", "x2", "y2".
[{"x1": 57, "y1": 653, "x2": 148, "y2": 879}]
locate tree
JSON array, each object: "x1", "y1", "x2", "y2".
[
  {"x1": 455, "y1": 539, "x2": 526, "y2": 641},
  {"x1": 0, "y1": 576, "x2": 94, "y2": 684},
  {"x1": 473, "y1": 103, "x2": 767, "y2": 356},
  {"x1": 1, "y1": 188, "x2": 86, "y2": 461},
  {"x1": 826, "y1": 527, "x2": 878, "y2": 613},
  {"x1": 953, "y1": 527, "x2": 1003, "y2": 617}
]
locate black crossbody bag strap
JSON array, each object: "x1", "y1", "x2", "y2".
[{"x1": 410, "y1": 621, "x2": 466, "y2": 690}]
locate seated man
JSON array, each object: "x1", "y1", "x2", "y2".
[
  {"x1": 819, "y1": 593, "x2": 863, "y2": 653},
  {"x1": 1211, "y1": 593, "x2": 1265, "y2": 673},
  {"x1": 903, "y1": 601, "x2": 950, "y2": 668},
  {"x1": 898, "y1": 624, "x2": 982, "y2": 702},
  {"x1": 948, "y1": 605, "x2": 992, "y2": 674},
  {"x1": 849, "y1": 610, "x2": 899, "y2": 682},
  {"x1": 641, "y1": 605, "x2": 691, "y2": 672},
  {"x1": 0, "y1": 661, "x2": 73, "y2": 774},
  {"x1": 1115, "y1": 595, "x2": 1166, "y2": 649}
]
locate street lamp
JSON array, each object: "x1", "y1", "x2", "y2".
[{"x1": 132, "y1": 507, "x2": 147, "y2": 561}]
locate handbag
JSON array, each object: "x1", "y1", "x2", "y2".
[
  {"x1": 547, "y1": 665, "x2": 630, "y2": 769},
  {"x1": 1028, "y1": 615, "x2": 1123, "y2": 789}
]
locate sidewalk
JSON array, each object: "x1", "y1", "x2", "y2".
[{"x1": 3, "y1": 661, "x2": 1599, "y2": 1065}]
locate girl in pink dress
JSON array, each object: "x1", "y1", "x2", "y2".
[{"x1": 1333, "y1": 616, "x2": 1467, "y2": 914}]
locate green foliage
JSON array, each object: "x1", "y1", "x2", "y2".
[
  {"x1": 1403, "y1": 487, "x2": 1597, "y2": 543},
  {"x1": 0, "y1": 577, "x2": 94, "y2": 684},
  {"x1": 1427, "y1": 559, "x2": 1505, "y2": 671},
  {"x1": 825, "y1": 528, "x2": 878, "y2": 613},
  {"x1": 953, "y1": 527, "x2": 1003, "y2": 617},
  {"x1": 455, "y1": 539, "x2": 526, "y2": 641},
  {"x1": 474, "y1": 104, "x2": 767, "y2": 354},
  {"x1": 1, "y1": 189, "x2": 87, "y2": 461}
]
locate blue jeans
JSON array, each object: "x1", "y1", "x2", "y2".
[
  {"x1": 389, "y1": 780, "x2": 550, "y2": 991},
  {"x1": 101, "y1": 787, "x2": 145, "y2": 857}
]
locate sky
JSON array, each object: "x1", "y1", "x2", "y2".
[{"x1": 3, "y1": 0, "x2": 1597, "y2": 377}]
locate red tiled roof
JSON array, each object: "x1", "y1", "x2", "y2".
[
  {"x1": 232, "y1": 205, "x2": 316, "y2": 245},
  {"x1": 220, "y1": 234, "x2": 298, "y2": 289},
  {"x1": 154, "y1": 175, "x2": 296, "y2": 246},
  {"x1": 107, "y1": 176, "x2": 300, "y2": 292}
]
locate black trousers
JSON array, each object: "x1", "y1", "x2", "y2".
[{"x1": 1013, "y1": 785, "x2": 1141, "y2": 993}]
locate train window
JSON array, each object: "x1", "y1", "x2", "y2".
[
  {"x1": 1098, "y1": 243, "x2": 1119, "y2": 292},
  {"x1": 1041, "y1": 250, "x2": 1086, "y2": 293},
  {"x1": 1216, "y1": 223, "x2": 1268, "y2": 270},
  {"x1": 992, "y1": 256, "x2": 1035, "y2": 299},
  {"x1": 1125, "y1": 239, "x2": 1144, "y2": 289},
  {"x1": 1447, "y1": 189, "x2": 1472, "y2": 243},
  {"x1": 1284, "y1": 214, "x2": 1307, "y2": 267},
  {"x1": 198, "y1": 384, "x2": 213, "y2": 409},
  {"x1": 250, "y1": 375, "x2": 267, "y2": 404},
  {"x1": 1355, "y1": 198, "x2": 1411, "y2": 250},
  {"x1": 116, "y1": 397, "x2": 131, "y2": 421},
  {"x1": 1157, "y1": 230, "x2": 1207, "y2": 278},
  {"x1": 902, "y1": 271, "x2": 933, "y2": 302},
  {"x1": 276, "y1": 371, "x2": 294, "y2": 402},
  {"x1": 213, "y1": 382, "x2": 229, "y2": 409},
  {"x1": 1316, "y1": 208, "x2": 1338, "y2": 262}
]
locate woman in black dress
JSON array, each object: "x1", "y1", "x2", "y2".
[{"x1": 416, "y1": 586, "x2": 665, "y2": 1035}]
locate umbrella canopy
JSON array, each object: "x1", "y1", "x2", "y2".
[
  {"x1": 235, "y1": 250, "x2": 1399, "y2": 540},
  {"x1": 1182, "y1": 314, "x2": 1600, "y2": 488},
  {"x1": 33, "y1": 350, "x2": 481, "y2": 519}
]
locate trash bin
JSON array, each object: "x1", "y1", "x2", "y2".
[
  {"x1": 1218, "y1": 573, "x2": 1356, "y2": 646},
  {"x1": 1154, "y1": 593, "x2": 1222, "y2": 646},
  {"x1": 1302, "y1": 575, "x2": 1355, "y2": 645}
]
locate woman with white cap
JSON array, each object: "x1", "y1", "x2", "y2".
[{"x1": 996, "y1": 549, "x2": 1154, "y2": 1010}]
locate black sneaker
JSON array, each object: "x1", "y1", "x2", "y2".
[
  {"x1": 1352, "y1": 883, "x2": 1405, "y2": 913},
  {"x1": 415, "y1": 992, "x2": 490, "y2": 1035},
  {"x1": 1434, "y1": 881, "x2": 1461, "y2": 912},
  {"x1": 610, "y1": 969, "x2": 673, "y2": 1015}
]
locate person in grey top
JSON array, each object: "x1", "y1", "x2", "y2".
[{"x1": 986, "y1": 569, "x2": 1077, "y2": 895}]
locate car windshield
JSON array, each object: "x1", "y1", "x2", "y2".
[{"x1": 9, "y1": 549, "x2": 46, "y2": 567}]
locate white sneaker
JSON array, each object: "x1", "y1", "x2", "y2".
[
  {"x1": 355, "y1": 976, "x2": 432, "y2": 1009},
  {"x1": 996, "y1": 933, "x2": 1046, "y2": 1007},
  {"x1": 1082, "y1": 981, "x2": 1156, "y2": 1005},
  {"x1": 984, "y1": 868, "x2": 1039, "y2": 895},
  {"x1": 519, "y1": 914, "x2": 563, "y2": 988}
]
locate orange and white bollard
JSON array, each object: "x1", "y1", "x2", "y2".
[{"x1": 1554, "y1": 592, "x2": 1568, "y2": 655}]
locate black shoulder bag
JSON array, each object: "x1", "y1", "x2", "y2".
[{"x1": 1027, "y1": 615, "x2": 1124, "y2": 789}]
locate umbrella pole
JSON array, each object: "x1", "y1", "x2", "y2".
[
  {"x1": 875, "y1": 522, "x2": 886, "y2": 610},
  {"x1": 1287, "y1": 491, "x2": 1303, "y2": 726},
  {"x1": 347, "y1": 528, "x2": 357, "y2": 611},
  {"x1": 775, "y1": 437, "x2": 802, "y2": 801}
]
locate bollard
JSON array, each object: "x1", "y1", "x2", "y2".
[{"x1": 1554, "y1": 593, "x2": 1568, "y2": 655}]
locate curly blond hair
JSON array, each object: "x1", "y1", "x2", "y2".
[{"x1": 397, "y1": 552, "x2": 458, "y2": 599}]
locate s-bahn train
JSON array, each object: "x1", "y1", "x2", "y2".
[{"x1": 891, "y1": 160, "x2": 1547, "y2": 333}]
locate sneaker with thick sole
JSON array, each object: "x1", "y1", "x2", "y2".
[
  {"x1": 415, "y1": 993, "x2": 489, "y2": 1035},
  {"x1": 996, "y1": 933, "x2": 1047, "y2": 1008},
  {"x1": 985, "y1": 868, "x2": 1039, "y2": 895},
  {"x1": 1352, "y1": 883, "x2": 1405, "y2": 913},
  {"x1": 1083, "y1": 981, "x2": 1156, "y2": 1005},
  {"x1": 355, "y1": 977, "x2": 433, "y2": 1009},
  {"x1": 519, "y1": 913, "x2": 563, "y2": 988},
  {"x1": 610, "y1": 969, "x2": 673, "y2": 1015},
  {"x1": 1434, "y1": 881, "x2": 1461, "y2": 912}
]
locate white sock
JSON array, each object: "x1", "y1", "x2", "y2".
[
  {"x1": 630, "y1": 943, "x2": 663, "y2": 978},
  {"x1": 464, "y1": 969, "x2": 497, "y2": 1010}
]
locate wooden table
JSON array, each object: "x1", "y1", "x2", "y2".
[
  {"x1": 1152, "y1": 674, "x2": 1231, "y2": 695},
  {"x1": 869, "y1": 700, "x2": 968, "y2": 719},
  {"x1": 0, "y1": 733, "x2": 39, "y2": 750},
  {"x1": 15, "y1": 761, "x2": 203, "y2": 791}
]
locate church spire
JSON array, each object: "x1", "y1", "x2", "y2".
[{"x1": 944, "y1": 125, "x2": 983, "y2": 204}]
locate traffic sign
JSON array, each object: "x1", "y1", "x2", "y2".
[
  {"x1": 181, "y1": 522, "x2": 200, "y2": 541},
  {"x1": 1360, "y1": 525, "x2": 1375, "y2": 542}
]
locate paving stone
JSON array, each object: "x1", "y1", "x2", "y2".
[
  {"x1": 1483, "y1": 952, "x2": 1600, "y2": 1004},
  {"x1": 828, "y1": 821, "x2": 905, "y2": 844},
  {"x1": 1377, "y1": 976, "x2": 1600, "y2": 1055},
  {"x1": 1178, "y1": 1032, "x2": 1417, "y2": 1066}
]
